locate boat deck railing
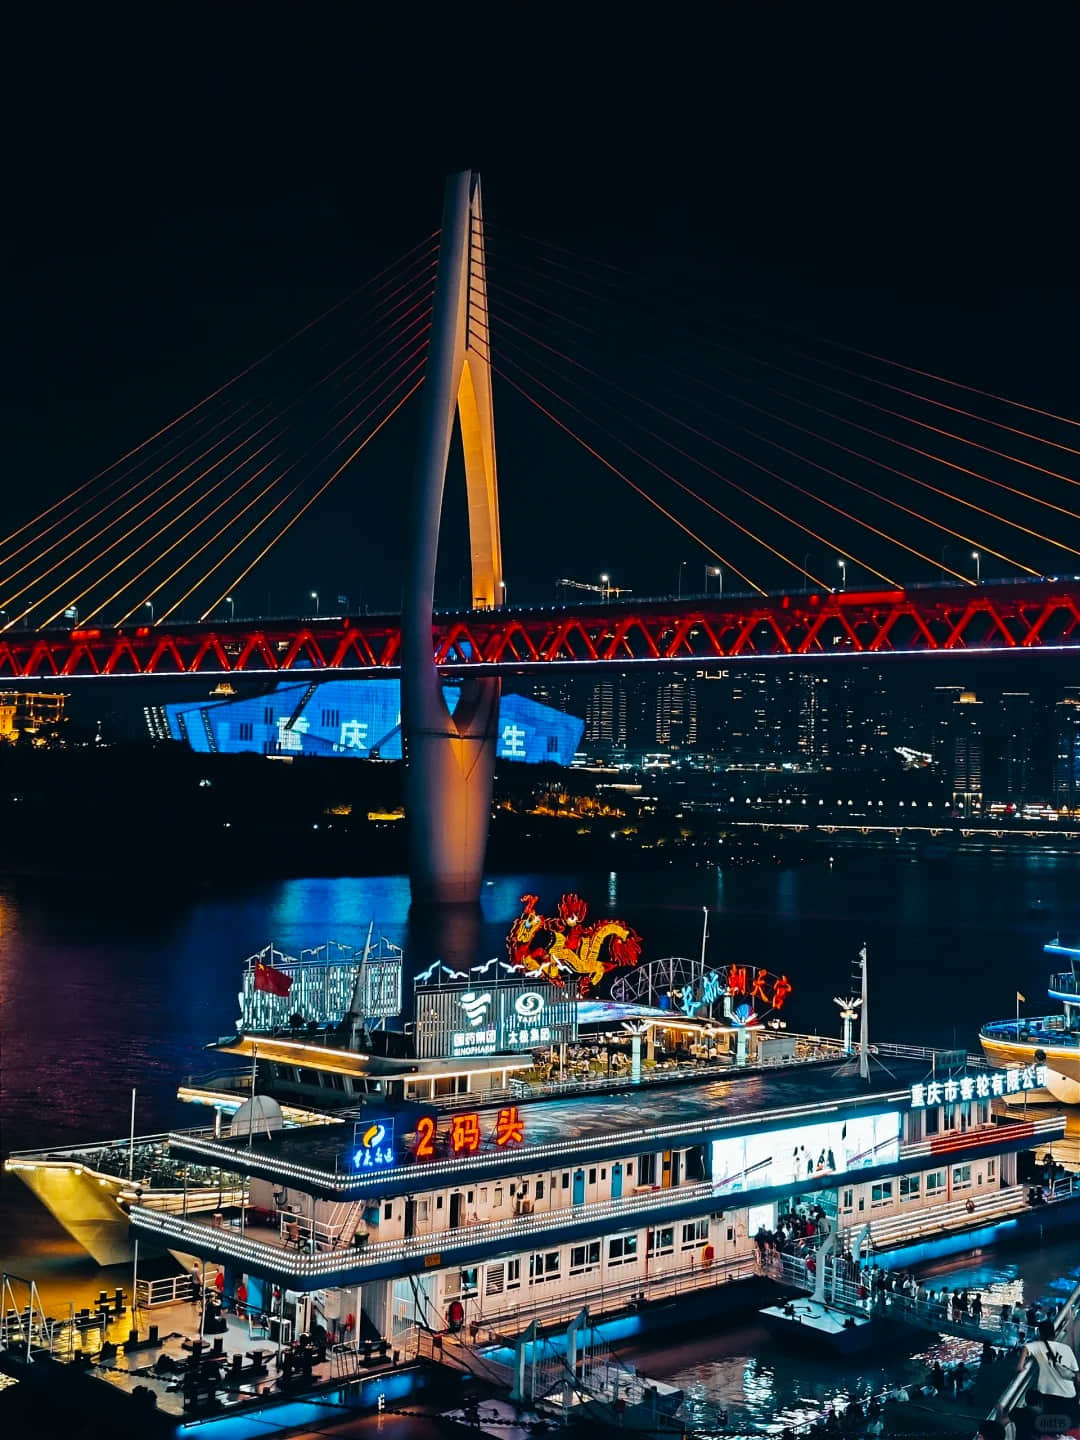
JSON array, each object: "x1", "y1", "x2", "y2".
[
  {"x1": 3, "y1": 1127, "x2": 239, "y2": 1189},
  {"x1": 982, "y1": 1014, "x2": 1076, "y2": 1042}
]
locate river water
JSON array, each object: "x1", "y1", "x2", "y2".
[{"x1": 2, "y1": 848, "x2": 1079, "y2": 1430}]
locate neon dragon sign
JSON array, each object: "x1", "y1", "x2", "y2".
[{"x1": 507, "y1": 893, "x2": 642, "y2": 995}]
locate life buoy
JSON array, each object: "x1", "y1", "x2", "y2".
[
  {"x1": 447, "y1": 1299, "x2": 465, "y2": 1332},
  {"x1": 965, "y1": 1199, "x2": 976, "y2": 1213},
  {"x1": 702, "y1": 1245, "x2": 715, "y2": 1266}
]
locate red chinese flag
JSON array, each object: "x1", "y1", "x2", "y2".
[{"x1": 254, "y1": 961, "x2": 293, "y2": 997}]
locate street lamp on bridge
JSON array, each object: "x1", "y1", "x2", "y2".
[
  {"x1": 310, "y1": 590, "x2": 320, "y2": 617},
  {"x1": 837, "y1": 558, "x2": 847, "y2": 591},
  {"x1": 226, "y1": 596, "x2": 235, "y2": 621},
  {"x1": 600, "y1": 573, "x2": 611, "y2": 601},
  {"x1": 972, "y1": 551, "x2": 981, "y2": 584},
  {"x1": 677, "y1": 560, "x2": 687, "y2": 599},
  {"x1": 144, "y1": 601, "x2": 153, "y2": 621},
  {"x1": 705, "y1": 565, "x2": 722, "y2": 597}
]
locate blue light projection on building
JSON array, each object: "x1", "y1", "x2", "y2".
[{"x1": 156, "y1": 680, "x2": 583, "y2": 766}]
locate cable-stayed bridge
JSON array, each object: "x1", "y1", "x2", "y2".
[{"x1": 8, "y1": 169, "x2": 1080, "y2": 900}]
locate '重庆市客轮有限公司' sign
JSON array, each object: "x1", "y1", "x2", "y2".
[{"x1": 909, "y1": 1064, "x2": 1048, "y2": 1108}]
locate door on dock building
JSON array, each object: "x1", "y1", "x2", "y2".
[
  {"x1": 573, "y1": 1170, "x2": 585, "y2": 1205},
  {"x1": 611, "y1": 1163, "x2": 623, "y2": 1199},
  {"x1": 450, "y1": 1192, "x2": 464, "y2": 1229}
]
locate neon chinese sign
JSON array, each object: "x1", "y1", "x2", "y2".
[
  {"x1": 674, "y1": 965, "x2": 793, "y2": 1027},
  {"x1": 352, "y1": 1119, "x2": 396, "y2": 1170},
  {"x1": 507, "y1": 893, "x2": 641, "y2": 994},
  {"x1": 909, "y1": 1064, "x2": 1048, "y2": 1108},
  {"x1": 413, "y1": 1107, "x2": 526, "y2": 1158}
]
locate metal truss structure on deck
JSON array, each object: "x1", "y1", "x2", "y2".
[{"x1": 2, "y1": 581, "x2": 1080, "y2": 680}]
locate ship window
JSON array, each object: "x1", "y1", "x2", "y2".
[
  {"x1": 840, "y1": 1188, "x2": 854, "y2": 1212},
  {"x1": 639, "y1": 1154, "x2": 657, "y2": 1184},
  {"x1": 383, "y1": 1202, "x2": 393, "y2": 1220},
  {"x1": 987, "y1": 1158, "x2": 996, "y2": 1180},
  {"x1": 486, "y1": 1264, "x2": 504, "y2": 1297},
  {"x1": 562, "y1": 1172, "x2": 570, "y2": 1189},
  {"x1": 530, "y1": 1251, "x2": 560, "y2": 1283},
  {"x1": 571, "y1": 1242, "x2": 601, "y2": 1273},
  {"x1": 535, "y1": 1180, "x2": 545, "y2": 1200},
  {"x1": 600, "y1": 1168, "x2": 607, "y2": 1180},
  {"x1": 467, "y1": 1191, "x2": 474, "y2": 1204},
  {"x1": 900, "y1": 1175, "x2": 920, "y2": 1202},
  {"x1": 436, "y1": 1196, "x2": 443, "y2": 1210},
  {"x1": 977, "y1": 1100, "x2": 991, "y2": 1126},
  {"x1": 608, "y1": 1234, "x2": 638, "y2": 1266},
  {"x1": 681, "y1": 1219, "x2": 708, "y2": 1248},
  {"x1": 264, "y1": 707, "x2": 274, "y2": 724},
  {"x1": 493, "y1": 1188, "x2": 503, "y2": 1208},
  {"x1": 648, "y1": 1226, "x2": 674, "y2": 1256},
  {"x1": 461, "y1": 1268, "x2": 478, "y2": 1296},
  {"x1": 926, "y1": 1169, "x2": 946, "y2": 1193},
  {"x1": 952, "y1": 1164, "x2": 973, "y2": 1191},
  {"x1": 239, "y1": 722, "x2": 253, "y2": 741},
  {"x1": 924, "y1": 1108, "x2": 940, "y2": 1135},
  {"x1": 507, "y1": 1258, "x2": 521, "y2": 1289},
  {"x1": 726, "y1": 1227, "x2": 735, "y2": 1243},
  {"x1": 625, "y1": 1163, "x2": 633, "y2": 1177},
  {"x1": 871, "y1": 1181, "x2": 893, "y2": 1208},
  {"x1": 588, "y1": 1169, "x2": 597, "y2": 1184}
]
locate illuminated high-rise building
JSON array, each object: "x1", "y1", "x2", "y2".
[
  {"x1": 655, "y1": 678, "x2": 698, "y2": 750},
  {"x1": 999, "y1": 691, "x2": 1033, "y2": 802},
  {"x1": 584, "y1": 681, "x2": 627, "y2": 747},
  {"x1": 1053, "y1": 693, "x2": 1080, "y2": 811},
  {"x1": 945, "y1": 690, "x2": 984, "y2": 815}
]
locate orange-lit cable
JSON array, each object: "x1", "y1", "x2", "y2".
[
  {"x1": 759, "y1": 385, "x2": 1080, "y2": 561},
  {"x1": 138, "y1": 337, "x2": 432, "y2": 622},
  {"x1": 496, "y1": 353, "x2": 880, "y2": 590},
  {"x1": 12, "y1": 300, "x2": 434, "y2": 623},
  {"x1": 0, "y1": 399, "x2": 254, "y2": 588},
  {"x1": 769, "y1": 385, "x2": 1080, "y2": 530},
  {"x1": 782, "y1": 346, "x2": 1080, "y2": 463},
  {"x1": 115, "y1": 457, "x2": 293, "y2": 625},
  {"x1": 0, "y1": 403, "x2": 274, "y2": 613},
  {"x1": 696, "y1": 392, "x2": 1040, "y2": 577},
  {"x1": 63, "y1": 447, "x2": 285, "y2": 628},
  {"x1": 193, "y1": 376, "x2": 425, "y2": 621},
  {"x1": 821, "y1": 339, "x2": 1080, "y2": 433},
  {"x1": 494, "y1": 330, "x2": 913, "y2": 584},
  {"x1": 495, "y1": 293, "x2": 1026, "y2": 574},
  {"x1": 4, "y1": 420, "x2": 285, "y2": 628},
  {"x1": 0, "y1": 232, "x2": 438, "y2": 555},
  {"x1": 761, "y1": 357, "x2": 1080, "y2": 491},
  {"x1": 494, "y1": 365, "x2": 773, "y2": 594}
]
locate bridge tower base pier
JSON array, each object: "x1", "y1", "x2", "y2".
[{"x1": 402, "y1": 170, "x2": 503, "y2": 909}]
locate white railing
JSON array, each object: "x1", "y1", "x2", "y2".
[
  {"x1": 168, "y1": 1083, "x2": 912, "y2": 1194},
  {"x1": 129, "y1": 1179, "x2": 731, "y2": 1280},
  {"x1": 135, "y1": 1274, "x2": 198, "y2": 1308},
  {"x1": 899, "y1": 1113, "x2": 1065, "y2": 1161}
]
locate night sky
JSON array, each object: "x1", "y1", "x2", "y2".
[{"x1": 6, "y1": 4, "x2": 1080, "y2": 622}]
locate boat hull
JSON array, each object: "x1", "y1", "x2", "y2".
[{"x1": 979, "y1": 1033, "x2": 1080, "y2": 1104}]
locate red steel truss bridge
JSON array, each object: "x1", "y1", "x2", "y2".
[{"x1": 5, "y1": 579, "x2": 1080, "y2": 680}]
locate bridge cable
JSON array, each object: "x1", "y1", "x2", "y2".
[
  {"x1": 489, "y1": 280, "x2": 1079, "y2": 568},
  {"x1": 485, "y1": 221, "x2": 1080, "y2": 443},
  {"x1": 494, "y1": 349, "x2": 887, "y2": 589},
  {"x1": 491, "y1": 310, "x2": 976, "y2": 586},
  {"x1": 193, "y1": 374, "x2": 425, "y2": 622},
  {"x1": 110, "y1": 324, "x2": 433, "y2": 626},
  {"x1": 0, "y1": 232, "x2": 438, "y2": 555},
  {"x1": 8, "y1": 290, "x2": 436, "y2": 626},
  {"x1": 0, "y1": 262, "x2": 437, "y2": 607},
  {"x1": 491, "y1": 364, "x2": 770, "y2": 596}
]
